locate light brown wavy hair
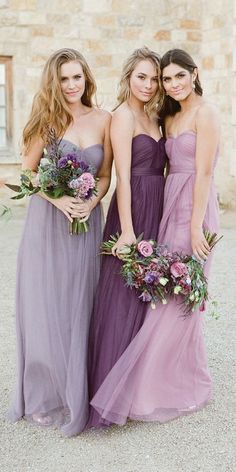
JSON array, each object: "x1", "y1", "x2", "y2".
[
  {"x1": 114, "y1": 46, "x2": 164, "y2": 115},
  {"x1": 23, "y1": 48, "x2": 97, "y2": 150}
]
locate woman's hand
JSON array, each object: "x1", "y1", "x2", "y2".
[
  {"x1": 111, "y1": 231, "x2": 136, "y2": 258},
  {"x1": 73, "y1": 198, "x2": 94, "y2": 222},
  {"x1": 191, "y1": 226, "x2": 210, "y2": 261},
  {"x1": 52, "y1": 195, "x2": 80, "y2": 223}
]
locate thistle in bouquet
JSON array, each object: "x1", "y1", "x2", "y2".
[
  {"x1": 101, "y1": 234, "x2": 172, "y2": 308},
  {"x1": 169, "y1": 230, "x2": 223, "y2": 315}
]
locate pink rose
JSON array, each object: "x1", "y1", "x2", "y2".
[
  {"x1": 81, "y1": 172, "x2": 95, "y2": 188},
  {"x1": 137, "y1": 240, "x2": 154, "y2": 257},
  {"x1": 77, "y1": 182, "x2": 90, "y2": 197},
  {"x1": 170, "y1": 262, "x2": 188, "y2": 278}
]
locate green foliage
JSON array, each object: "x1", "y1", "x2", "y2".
[{"x1": 0, "y1": 205, "x2": 12, "y2": 222}]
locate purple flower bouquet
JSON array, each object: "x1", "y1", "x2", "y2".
[
  {"x1": 101, "y1": 231, "x2": 222, "y2": 315},
  {"x1": 6, "y1": 131, "x2": 98, "y2": 235}
]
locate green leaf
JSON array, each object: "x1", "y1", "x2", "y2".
[
  {"x1": 5, "y1": 183, "x2": 21, "y2": 192},
  {"x1": 0, "y1": 205, "x2": 12, "y2": 221},
  {"x1": 44, "y1": 187, "x2": 65, "y2": 198},
  {"x1": 11, "y1": 193, "x2": 26, "y2": 200}
]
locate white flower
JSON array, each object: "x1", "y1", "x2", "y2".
[
  {"x1": 159, "y1": 277, "x2": 168, "y2": 286},
  {"x1": 174, "y1": 285, "x2": 182, "y2": 294},
  {"x1": 162, "y1": 298, "x2": 167, "y2": 305},
  {"x1": 40, "y1": 157, "x2": 51, "y2": 167}
]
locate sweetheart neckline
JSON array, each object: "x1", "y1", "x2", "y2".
[
  {"x1": 60, "y1": 134, "x2": 164, "y2": 150},
  {"x1": 133, "y1": 133, "x2": 164, "y2": 144},
  {"x1": 60, "y1": 138, "x2": 104, "y2": 151},
  {"x1": 166, "y1": 130, "x2": 196, "y2": 140}
]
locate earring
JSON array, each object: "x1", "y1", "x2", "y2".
[{"x1": 192, "y1": 81, "x2": 195, "y2": 90}]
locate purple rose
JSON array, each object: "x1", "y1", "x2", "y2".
[
  {"x1": 137, "y1": 240, "x2": 153, "y2": 257},
  {"x1": 144, "y1": 273, "x2": 156, "y2": 284},
  {"x1": 58, "y1": 153, "x2": 78, "y2": 168},
  {"x1": 170, "y1": 262, "x2": 188, "y2": 278}
]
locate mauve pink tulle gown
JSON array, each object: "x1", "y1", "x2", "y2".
[{"x1": 91, "y1": 131, "x2": 220, "y2": 425}]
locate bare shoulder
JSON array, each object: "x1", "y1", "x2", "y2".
[
  {"x1": 196, "y1": 101, "x2": 220, "y2": 126},
  {"x1": 93, "y1": 107, "x2": 112, "y2": 123},
  {"x1": 112, "y1": 102, "x2": 135, "y2": 128}
]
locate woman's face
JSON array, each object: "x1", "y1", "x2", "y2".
[
  {"x1": 60, "y1": 60, "x2": 86, "y2": 104},
  {"x1": 129, "y1": 59, "x2": 159, "y2": 103},
  {"x1": 162, "y1": 62, "x2": 196, "y2": 102}
]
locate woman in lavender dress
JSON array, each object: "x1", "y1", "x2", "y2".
[
  {"x1": 91, "y1": 49, "x2": 220, "y2": 426},
  {"x1": 8, "y1": 48, "x2": 112, "y2": 436},
  {"x1": 87, "y1": 47, "x2": 166, "y2": 428}
]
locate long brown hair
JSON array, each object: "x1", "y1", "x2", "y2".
[
  {"x1": 114, "y1": 46, "x2": 164, "y2": 115},
  {"x1": 23, "y1": 48, "x2": 97, "y2": 150},
  {"x1": 159, "y1": 49, "x2": 203, "y2": 133}
]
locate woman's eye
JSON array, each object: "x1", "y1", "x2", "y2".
[
  {"x1": 163, "y1": 78, "x2": 170, "y2": 83},
  {"x1": 138, "y1": 75, "x2": 145, "y2": 80},
  {"x1": 75, "y1": 75, "x2": 82, "y2": 79},
  {"x1": 177, "y1": 74, "x2": 185, "y2": 78},
  {"x1": 61, "y1": 77, "x2": 67, "y2": 82}
]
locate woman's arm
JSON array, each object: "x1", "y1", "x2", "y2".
[
  {"x1": 75, "y1": 111, "x2": 113, "y2": 221},
  {"x1": 109, "y1": 106, "x2": 136, "y2": 255},
  {"x1": 191, "y1": 104, "x2": 220, "y2": 260},
  {"x1": 22, "y1": 137, "x2": 80, "y2": 223}
]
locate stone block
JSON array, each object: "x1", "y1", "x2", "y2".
[
  {"x1": 180, "y1": 19, "x2": 201, "y2": 29},
  {"x1": 154, "y1": 30, "x2": 171, "y2": 41},
  {"x1": 118, "y1": 16, "x2": 145, "y2": 27},
  {"x1": 31, "y1": 26, "x2": 54, "y2": 37},
  {"x1": 170, "y1": 30, "x2": 187, "y2": 42},
  {"x1": 94, "y1": 15, "x2": 116, "y2": 27},
  {"x1": 18, "y1": 11, "x2": 47, "y2": 25},
  {"x1": 0, "y1": 12, "x2": 18, "y2": 25},
  {"x1": 46, "y1": 13, "x2": 70, "y2": 25},
  {"x1": 123, "y1": 27, "x2": 141, "y2": 40},
  {"x1": 83, "y1": 39, "x2": 104, "y2": 53},
  {"x1": 83, "y1": 0, "x2": 110, "y2": 13},
  {"x1": 202, "y1": 56, "x2": 214, "y2": 69},
  {"x1": 187, "y1": 31, "x2": 202, "y2": 41},
  {"x1": 10, "y1": 0, "x2": 37, "y2": 8},
  {"x1": 94, "y1": 55, "x2": 112, "y2": 68}
]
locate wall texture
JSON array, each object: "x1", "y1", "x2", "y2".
[{"x1": 0, "y1": 0, "x2": 235, "y2": 206}]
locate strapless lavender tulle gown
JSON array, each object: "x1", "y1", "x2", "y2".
[
  {"x1": 8, "y1": 140, "x2": 104, "y2": 436},
  {"x1": 87, "y1": 134, "x2": 167, "y2": 428},
  {"x1": 91, "y1": 131, "x2": 220, "y2": 425}
]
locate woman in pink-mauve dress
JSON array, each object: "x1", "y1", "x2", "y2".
[{"x1": 90, "y1": 49, "x2": 220, "y2": 426}]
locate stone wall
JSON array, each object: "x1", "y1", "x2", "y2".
[{"x1": 0, "y1": 0, "x2": 235, "y2": 207}]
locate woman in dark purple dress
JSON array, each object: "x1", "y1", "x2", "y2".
[{"x1": 87, "y1": 47, "x2": 166, "y2": 429}]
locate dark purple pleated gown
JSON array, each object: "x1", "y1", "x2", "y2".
[{"x1": 86, "y1": 134, "x2": 167, "y2": 429}]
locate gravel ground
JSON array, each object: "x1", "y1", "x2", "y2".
[{"x1": 0, "y1": 206, "x2": 235, "y2": 472}]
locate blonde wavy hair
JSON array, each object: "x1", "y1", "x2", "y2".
[
  {"x1": 115, "y1": 47, "x2": 164, "y2": 115},
  {"x1": 23, "y1": 48, "x2": 97, "y2": 150}
]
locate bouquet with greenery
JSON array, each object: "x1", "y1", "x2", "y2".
[
  {"x1": 6, "y1": 130, "x2": 98, "y2": 235},
  {"x1": 101, "y1": 231, "x2": 222, "y2": 315}
]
